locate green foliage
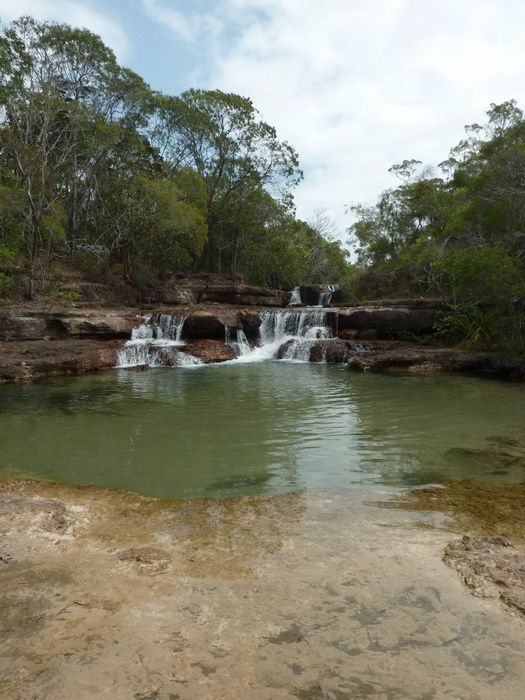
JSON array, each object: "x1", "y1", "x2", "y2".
[
  {"x1": 0, "y1": 243, "x2": 15, "y2": 294},
  {"x1": 0, "y1": 15, "x2": 351, "y2": 299},
  {"x1": 41, "y1": 288, "x2": 80, "y2": 310},
  {"x1": 349, "y1": 101, "x2": 525, "y2": 352}
]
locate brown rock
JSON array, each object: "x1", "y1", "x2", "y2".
[
  {"x1": 0, "y1": 339, "x2": 120, "y2": 382},
  {"x1": 346, "y1": 346, "x2": 493, "y2": 375},
  {"x1": 444, "y1": 535, "x2": 525, "y2": 618},
  {"x1": 183, "y1": 339, "x2": 236, "y2": 364},
  {"x1": 337, "y1": 304, "x2": 440, "y2": 335}
]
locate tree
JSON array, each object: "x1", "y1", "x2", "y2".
[{"x1": 153, "y1": 89, "x2": 303, "y2": 274}]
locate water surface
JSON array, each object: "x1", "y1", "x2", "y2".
[{"x1": 0, "y1": 363, "x2": 523, "y2": 498}]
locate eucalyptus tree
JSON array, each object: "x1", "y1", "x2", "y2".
[
  {"x1": 0, "y1": 16, "x2": 75, "y2": 294},
  {"x1": 153, "y1": 89, "x2": 303, "y2": 274}
]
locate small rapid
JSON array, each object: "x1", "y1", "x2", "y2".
[
  {"x1": 118, "y1": 308, "x2": 335, "y2": 367},
  {"x1": 117, "y1": 314, "x2": 202, "y2": 368},
  {"x1": 228, "y1": 309, "x2": 333, "y2": 364}
]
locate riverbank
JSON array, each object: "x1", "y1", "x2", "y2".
[
  {"x1": 1, "y1": 479, "x2": 524, "y2": 699},
  {"x1": 1, "y1": 301, "x2": 524, "y2": 382}
]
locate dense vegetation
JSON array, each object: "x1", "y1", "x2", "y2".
[
  {"x1": 1, "y1": 16, "x2": 524, "y2": 354},
  {"x1": 348, "y1": 101, "x2": 525, "y2": 352},
  {"x1": 0, "y1": 16, "x2": 350, "y2": 299}
]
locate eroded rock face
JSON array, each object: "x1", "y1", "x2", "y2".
[
  {"x1": 337, "y1": 304, "x2": 440, "y2": 336},
  {"x1": 161, "y1": 273, "x2": 289, "y2": 307},
  {"x1": 0, "y1": 339, "x2": 120, "y2": 382},
  {"x1": 182, "y1": 309, "x2": 261, "y2": 340},
  {"x1": 346, "y1": 346, "x2": 493, "y2": 375},
  {"x1": 0, "y1": 309, "x2": 139, "y2": 341}
]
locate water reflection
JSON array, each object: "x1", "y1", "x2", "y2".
[{"x1": 0, "y1": 364, "x2": 523, "y2": 498}]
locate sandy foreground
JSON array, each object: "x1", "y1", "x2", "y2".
[{"x1": 0, "y1": 481, "x2": 524, "y2": 700}]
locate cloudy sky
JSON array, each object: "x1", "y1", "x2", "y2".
[{"x1": 3, "y1": 0, "x2": 525, "y2": 240}]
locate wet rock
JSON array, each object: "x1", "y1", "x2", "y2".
[
  {"x1": 183, "y1": 310, "x2": 240, "y2": 339},
  {"x1": 444, "y1": 536, "x2": 525, "y2": 617},
  {"x1": 183, "y1": 339, "x2": 236, "y2": 363},
  {"x1": 182, "y1": 308, "x2": 261, "y2": 341},
  {"x1": 264, "y1": 623, "x2": 304, "y2": 644},
  {"x1": 0, "y1": 339, "x2": 120, "y2": 382},
  {"x1": 309, "y1": 339, "x2": 348, "y2": 363},
  {"x1": 237, "y1": 309, "x2": 262, "y2": 339},
  {"x1": 346, "y1": 346, "x2": 493, "y2": 375}
]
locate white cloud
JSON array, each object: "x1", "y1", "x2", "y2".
[
  {"x1": 0, "y1": 0, "x2": 129, "y2": 60},
  {"x1": 190, "y1": 0, "x2": 525, "y2": 240}
]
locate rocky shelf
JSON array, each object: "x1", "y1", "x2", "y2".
[{"x1": 0, "y1": 301, "x2": 523, "y2": 382}]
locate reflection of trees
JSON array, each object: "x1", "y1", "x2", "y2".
[{"x1": 118, "y1": 364, "x2": 331, "y2": 498}]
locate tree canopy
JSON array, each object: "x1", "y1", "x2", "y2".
[
  {"x1": 0, "y1": 16, "x2": 350, "y2": 298},
  {"x1": 348, "y1": 100, "x2": 525, "y2": 351}
]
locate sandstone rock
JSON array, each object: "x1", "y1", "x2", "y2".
[
  {"x1": 0, "y1": 339, "x2": 120, "y2": 382},
  {"x1": 346, "y1": 346, "x2": 493, "y2": 374},
  {"x1": 337, "y1": 305, "x2": 439, "y2": 335},
  {"x1": 0, "y1": 314, "x2": 49, "y2": 341},
  {"x1": 237, "y1": 309, "x2": 262, "y2": 339},
  {"x1": 161, "y1": 273, "x2": 288, "y2": 307},
  {"x1": 58, "y1": 314, "x2": 137, "y2": 339},
  {"x1": 0, "y1": 309, "x2": 138, "y2": 341},
  {"x1": 183, "y1": 339, "x2": 236, "y2": 364},
  {"x1": 309, "y1": 339, "x2": 348, "y2": 363},
  {"x1": 183, "y1": 310, "x2": 240, "y2": 339}
]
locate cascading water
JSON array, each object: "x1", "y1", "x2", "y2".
[
  {"x1": 289, "y1": 286, "x2": 302, "y2": 306},
  {"x1": 117, "y1": 314, "x2": 202, "y2": 368},
  {"x1": 230, "y1": 309, "x2": 333, "y2": 363},
  {"x1": 225, "y1": 326, "x2": 251, "y2": 356},
  {"x1": 119, "y1": 308, "x2": 339, "y2": 369}
]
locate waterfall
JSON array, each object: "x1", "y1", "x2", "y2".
[
  {"x1": 230, "y1": 309, "x2": 332, "y2": 363},
  {"x1": 318, "y1": 291, "x2": 331, "y2": 306},
  {"x1": 289, "y1": 286, "x2": 302, "y2": 306},
  {"x1": 225, "y1": 326, "x2": 251, "y2": 356},
  {"x1": 119, "y1": 308, "x2": 339, "y2": 368},
  {"x1": 117, "y1": 314, "x2": 202, "y2": 368}
]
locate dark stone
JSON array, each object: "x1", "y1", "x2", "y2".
[{"x1": 337, "y1": 305, "x2": 439, "y2": 335}]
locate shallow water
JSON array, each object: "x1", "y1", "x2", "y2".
[{"x1": 1, "y1": 363, "x2": 524, "y2": 498}]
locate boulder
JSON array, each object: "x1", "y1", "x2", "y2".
[
  {"x1": 309, "y1": 339, "x2": 348, "y2": 363},
  {"x1": 237, "y1": 309, "x2": 262, "y2": 339}
]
